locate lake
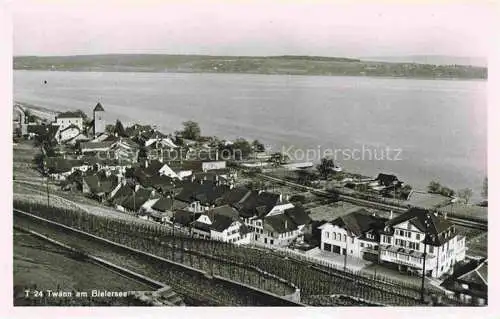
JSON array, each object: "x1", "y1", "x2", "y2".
[{"x1": 14, "y1": 70, "x2": 487, "y2": 199}]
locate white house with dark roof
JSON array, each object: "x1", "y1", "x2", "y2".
[
  {"x1": 54, "y1": 111, "x2": 84, "y2": 131},
  {"x1": 379, "y1": 208, "x2": 466, "y2": 278},
  {"x1": 318, "y1": 209, "x2": 386, "y2": 261},
  {"x1": 318, "y1": 207, "x2": 467, "y2": 278}
]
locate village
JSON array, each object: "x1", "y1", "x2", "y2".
[{"x1": 12, "y1": 102, "x2": 488, "y2": 306}]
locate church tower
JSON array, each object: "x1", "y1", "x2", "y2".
[{"x1": 93, "y1": 102, "x2": 105, "y2": 137}]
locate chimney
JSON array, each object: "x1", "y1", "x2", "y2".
[{"x1": 390, "y1": 210, "x2": 393, "y2": 219}]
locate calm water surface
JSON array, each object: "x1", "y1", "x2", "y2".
[{"x1": 14, "y1": 71, "x2": 487, "y2": 198}]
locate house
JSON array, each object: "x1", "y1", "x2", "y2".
[
  {"x1": 54, "y1": 111, "x2": 84, "y2": 131},
  {"x1": 175, "y1": 182, "x2": 231, "y2": 212},
  {"x1": 144, "y1": 196, "x2": 188, "y2": 224},
  {"x1": 371, "y1": 173, "x2": 402, "y2": 189},
  {"x1": 216, "y1": 186, "x2": 252, "y2": 206},
  {"x1": 232, "y1": 191, "x2": 300, "y2": 246},
  {"x1": 440, "y1": 258, "x2": 487, "y2": 305},
  {"x1": 43, "y1": 158, "x2": 86, "y2": 180},
  {"x1": 318, "y1": 210, "x2": 387, "y2": 261},
  {"x1": 115, "y1": 188, "x2": 156, "y2": 213},
  {"x1": 189, "y1": 205, "x2": 245, "y2": 242},
  {"x1": 172, "y1": 210, "x2": 195, "y2": 228},
  {"x1": 82, "y1": 173, "x2": 120, "y2": 202},
  {"x1": 379, "y1": 208, "x2": 466, "y2": 278},
  {"x1": 258, "y1": 213, "x2": 300, "y2": 247}
]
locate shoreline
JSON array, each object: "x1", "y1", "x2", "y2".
[
  {"x1": 13, "y1": 68, "x2": 487, "y2": 82},
  {"x1": 16, "y1": 100, "x2": 484, "y2": 201}
]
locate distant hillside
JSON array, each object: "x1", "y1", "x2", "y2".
[
  {"x1": 362, "y1": 55, "x2": 487, "y2": 68},
  {"x1": 13, "y1": 54, "x2": 487, "y2": 79}
]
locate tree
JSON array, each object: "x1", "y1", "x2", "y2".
[
  {"x1": 297, "y1": 169, "x2": 315, "y2": 186},
  {"x1": 115, "y1": 120, "x2": 127, "y2": 137},
  {"x1": 482, "y1": 177, "x2": 488, "y2": 199},
  {"x1": 105, "y1": 124, "x2": 115, "y2": 134},
  {"x1": 252, "y1": 140, "x2": 265, "y2": 152},
  {"x1": 400, "y1": 184, "x2": 413, "y2": 200},
  {"x1": 441, "y1": 187, "x2": 455, "y2": 198},
  {"x1": 317, "y1": 157, "x2": 336, "y2": 180},
  {"x1": 138, "y1": 146, "x2": 148, "y2": 162},
  {"x1": 180, "y1": 121, "x2": 201, "y2": 141},
  {"x1": 458, "y1": 188, "x2": 473, "y2": 204},
  {"x1": 427, "y1": 180, "x2": 442, "y2": 194}
]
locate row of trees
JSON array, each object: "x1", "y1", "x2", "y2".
[{"x1": 427, "y1": 176, "x2": 488, "y2": 204}]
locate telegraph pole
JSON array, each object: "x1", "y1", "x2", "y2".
[
  {"x1": 45, "y1": 177, "x2": 50, "y2": 206},
  {"x1": 420, "y1": 213, "x2": 431, "y2": 303},
  {"x1": 344, "y1": 233, "x2": 349, "y2": 272}
]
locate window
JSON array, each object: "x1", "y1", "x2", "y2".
[
  {"x1": 270, "y1": 239, "x2": 274, "y2": 245},
  {"x1": 416, "y1": 233, "x2": 421, "y2": 240},
  {"x1": 332, "y1": 232, "x2": 336, "y2": 240},
  {"x1": 343, "y1": 234, "x2": 346, "y2": 242},
  {"x1": 351, "y1": 237, "x2": 354, "y2": 244},
  {"x1": 428, "y1": 246, "x2": 434, "y2": 254},
  {"x1": 325, "y1": 232, "x2": 329, "y2": 239},
  {"x1": 360, "y1": 243, "x2": 364, "y2": 248}
]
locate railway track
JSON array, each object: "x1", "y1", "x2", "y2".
[
  {"x1": 13, "y1": 209, "x2": 301, "y2": 306},
  {"x1": 257, "y1": 173, "x2": 487, "y2": 230}
]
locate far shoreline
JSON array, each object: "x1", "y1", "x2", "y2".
[{"x1": 13, "y1": 68, "x2": 488, "y2": 82}]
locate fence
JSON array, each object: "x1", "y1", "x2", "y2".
[{"x1": 13, "y1": 199, "x2": 466, "y2": 306}]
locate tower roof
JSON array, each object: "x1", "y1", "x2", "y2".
[{"x1": 94, "y1": 102, "x2": 105, "y2": 112}]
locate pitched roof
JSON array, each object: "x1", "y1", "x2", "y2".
[
  {"x1": 235, "y1": 191, "x2": 281, "y2": 218},
  {"x1": 208, "y1": 205, "x2": 240, "y2": 218},
  {"x1": 59, "y1": 123, "x2": 81, "y2": 133},
  {"x1": 118, "y1": 188, "x2": 152, "y2": 211},
  {"x1": 45, "y1": 157, "x2": 83, "y2": 173},
  {"x1": 284, "y1": 206, "x2": 311, "y2": 226},
  {"x1": 210, "y1": 214, "x2": 237, "y2": 232},
  {"x1": 57, "y1": 111, "x2": 84, "y2": 119},
  {"x1": 94, "y1": 102, "x2": 105, "y2": 112},
  {"x1": 264, "y1": 214, "x2": 297, "y2": 234},
  {"x1": 173, "y1": 210, "x2": 195, "y2": 227},
  {"x1": 175, "y1": 182, "x2": 230, "y2": 205},
  {"x1": 386, "y1": 208, "x2": 454, "y2": 245},
  {"x1": 217, "y1": 187, "x2": 252, "y2": 206},
  {"x1": 191, "y1": 220, "x2": 212, "y2": 232},
  {"x1": 441, "y1": 258, "x2": 488, "y2": 298},
  {"x1": 375, "y1": 173, "x2": 400, "y2": 186},
  {"x1": 111, "y1": 183, "x2": 134, "y2": 202},
  {"x1": 331, "y1": 210, "x2": 387, "y2": 237},
  {"x1": 152, "y1": 197, "x2": 186, "y2": 212},
  {"x1": 83, "y1": 174, "x2": 118, "y2": 194}
]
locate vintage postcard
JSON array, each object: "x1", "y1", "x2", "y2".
[{"x1": 8, "y1": 0, "x2": 491, "y2": 313}]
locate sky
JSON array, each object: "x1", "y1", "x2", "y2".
[{"x1": 9, "y1": 0, "x2": 495, "y2": 58}]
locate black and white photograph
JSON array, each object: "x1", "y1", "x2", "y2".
[{"x1": 4, "y1": 0, "x2": 496, "y2": 313}]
